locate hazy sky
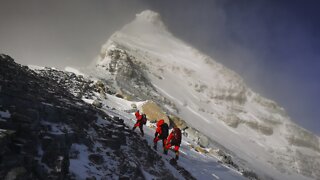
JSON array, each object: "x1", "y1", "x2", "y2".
[{"x1": 1, "y1": 0, "x2": 319, "y2": 134}]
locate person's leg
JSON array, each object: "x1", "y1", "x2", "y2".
[
  {"x1": 153, "y1": 137, "x2": 160, "y2": 149},
  {"x1": 164, "y1": 142, "x2": 172, "y2": 155},
  {"x1": 174, "y1": 146, "x2": 180, "y2": 160},
  {"x1": 132, "y1": 122, "x2": 139, "y2": 131},
  {"x1": 162, "y1": 138, "x2": 167, "y2": 148},
  {"x1": 139, "y1": 124, "x2": 144, "y2": 136},
  {"x1": 165, "y1": 143, "x2": 171, "y2": 150},
  {"x1": 162, "y1": 139, "x2": 168, "y2": 154}
]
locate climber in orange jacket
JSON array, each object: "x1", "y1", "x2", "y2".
[
  {"x1": 153, "y1": 119, "x2": 169, "y2": 153},
  {"x1": 165, "y1": 126, "x2": 182, "y2": 161},
  {"x1": 132, "y1": 110, "x2": 147, "y2": 136}
]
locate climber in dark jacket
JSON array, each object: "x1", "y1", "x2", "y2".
[
  {"x1": 165, "y1": 126, "x2": 182, "y2": 161},
  {"x1": 153, "y1": 119, "x2": 169, "y2": 153},
  {"x1": 132, "y1": 110, "x2": 147, "y2": 136}
]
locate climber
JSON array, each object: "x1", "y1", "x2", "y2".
[
  {"x1": 165, "y1": 126, "x2": 182, "y2": 163},
  {"x1": 153, "y1": 119, "x2": 169, "y2": 153},
  {"x1": 132, "y1": 110, "x2": 147, "y2": 136}
]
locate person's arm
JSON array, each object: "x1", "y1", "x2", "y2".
[
  {"x1": 167, "y1": 132, "x2": 173, "y2": 143},
  {"x1": 154, "y1": 126, "x2": 160, "y2": 137}
]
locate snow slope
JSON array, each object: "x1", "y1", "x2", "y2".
[
  {"x1": 83, "y1": 10, "x2": 319, "y2": 180},
  {"x1": 89, "y1": 93, "x2": 246, "y2": 180}
]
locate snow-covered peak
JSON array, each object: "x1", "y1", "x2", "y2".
[
  {"x1": 110, "y1": 9, "x2": 170, "y2": 41},
  {"x1": 88, "y1": 10, "x2": 320, "y2": 180},
  {"x1": 129, "y1": 9, "x2": 168, "y2": 33},
  {"x1": 135, "y1": 10, "x2": 162, "y2": 24}
]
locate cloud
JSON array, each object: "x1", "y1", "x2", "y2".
[{"x1": 0, "y1": 0, "x2": 150, "y2": 68}]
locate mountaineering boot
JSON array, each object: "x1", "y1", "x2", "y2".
[
  {"x1": 169, "y1": 158, "x2": 177, "y2": 165},
  {"x1": 175, "y1": 151, "x2": 179, "y2": 160}
]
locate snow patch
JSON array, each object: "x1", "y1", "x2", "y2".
[
  {"x1": 41, "y1": 121, "x2": 73, "y2": 135},
  {"x1": 65, "y1": 66, "x2": 86, "y2": 77},
  {"x1": 0, "y1": 110, "x2": 11, "y2": 118},
  {"x1": 28, "y1": 65, "x2": 45, "y2": 70}
]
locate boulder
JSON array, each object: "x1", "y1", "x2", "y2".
[
  {"x1": 184, "y1": 127, "x2": 210, "y2": 148},
  {"x1": 222, "y1": 114, "x2": 242, "y2": 128},
  {"x1": 168, "y1": 115, "x2": 187, "y2": 129},
  {"x1": 140, "y1": 101, "x2": 170, "y2": 125},
  {"x1": 88, "y1": 154, "x2": 104, "y2": 165},
  {"x1": 184, "y1": 127, "x2": 198, "y2": 142},
  {"x1": 221, "y1": 155, "x2": 233, "y2": 165},
  {"x1": 212, "y1": 149, "x2": 226, "y2": 157},
  {"x1": 115, "y1": 93, "x2": 124, "y2": 99},
  {"x1": 198, "y1": 134, "x2": 209, "y2": 148},
  {"x1": 194, "y1": 146, "x2": 207, "y2": 154},
  {"x1": 92, "y1": 100, "x2": 102, "y2": 108},
  {"x1": 131, "y1": 103, "x2": 137, "y2": 109}
]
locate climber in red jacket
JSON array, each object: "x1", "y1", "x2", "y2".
[
  {"x1": 132, "y1": 110, "x2": 147, "y2": 136},
  {"x1": 165, "y1": 126, "x2": 182, "y2": 162},
  {"x1": 153, "y1": 119, "x2": 169, "y2": 153}
]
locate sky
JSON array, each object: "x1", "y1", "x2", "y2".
[{"x1": 0, "y1": 0, "x2": 319, "y2": 135}]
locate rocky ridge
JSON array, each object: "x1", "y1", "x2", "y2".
[{"x1": 0, "y1": 54, "x2": 180, "y2": 179}]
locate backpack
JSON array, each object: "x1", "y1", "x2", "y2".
[
  {"x1": 141, "y1": 114, "x2": 147, "y2": 125},
  {"x1": 160, "y1": 123, "x2": 169, "y2": 138},
  {"x1": 173, "y1": 128, "x2": 182, "y2": 144}
]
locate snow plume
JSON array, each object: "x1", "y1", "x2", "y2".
[{"x1": 145, "y1": 1, "x2": 320, "y2": 135}]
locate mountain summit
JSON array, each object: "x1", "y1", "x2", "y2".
[
  {"x1": 3, "y1": 9, "x2": 318, "y2": 180},
  {"x1": 88, "y1": 10, "x2": 320, "y2": 180}
]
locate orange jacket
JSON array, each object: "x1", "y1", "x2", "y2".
[
  {"x1": 167, "y1": 127, "x2": 181, "y2": 145},
  {"x1": 156, "y1": 119, "x2": 165, "y2": 134},
  {"x1": 135, "y1": 111, "x2": 142, "y2": 121}
]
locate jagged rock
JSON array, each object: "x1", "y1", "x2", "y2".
[
  {"x1": 184, "y1": 127, "x2": 198, "y2": 142},
  {"x1": 169, "y1": 115, "x2": 187, "y2": 129},
  {"x1": 242, "y1": 170, "x2": 259, "y2": 180},
  {"x1": 194, "y1": 146, "x2": 207, "y2": 154},
  {"x1": 212, "y1": 149, "x2": 226, "y2": 157},
  {"x1": 140, "y1": 100, "x2": 170, "y2": 125},
  {"x1": 115, "y1": 93, "x2": 124, "y2": 99},
  {"x1": 86, "y1": 176, "x2": 97, "y2": 180},
  {"x1": 92, "y1": 99, "x2": 102, "y2": 108},
  {"x1": 222, "y1": 114, "x2": 242, "y2": 128},
  {"x1": 184, "y1": 127, "x2": 210, "y2": 148},
  {"x1": 244, "y1": 121, "x2": 273, "y2": 136},
  {"x1": 222, "y1": 155, "x2": 233, "y2": 164},
  {"x1": 131, "y1": 103, "x2": 137, "y2": 109},
  {"x1": 89, "y1": 154, "x2": 104, "y2": 165},
  {"x1": 4, "y1": 167, "x2": 27, "y2": 180},
  {"x1": 0, "y1": 55, "x2": 186, "y2": 179},
  {"x1": 98, "y1": 139, "x2": 121, "y2": 150},
  {"x1": 198, "y1": 134, "x2": 209, "y2": 148}
]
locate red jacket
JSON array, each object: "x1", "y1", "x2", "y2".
[
  {"x1": 156, "y1": 119, "x2": 165, "y2": 134},
  {"x1": 135, "y1": 111, "x2": 142, "y2": 121},
  {"x1": 167, "y1": 127, "x2": 182, "y2": 145}
]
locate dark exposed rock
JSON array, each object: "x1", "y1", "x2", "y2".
[
  {"x1": 0, "y1": 54, "x2": 178, "y2": 179},
  {"x1": 242, "y1": 170, "x2": 260, "y2": 180},
  {"x1": 98, "y1": 47, "x2": 179, "y2": 113},
  {"x1": 86, "y1": 176, "x2": 97, "y2": 180},
  {"x1": 88, "y1": 154, "x2": 104, "y2": 165},
  {"x1": 4, "y1": 167, "x2": 27, "y2": 180}
]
